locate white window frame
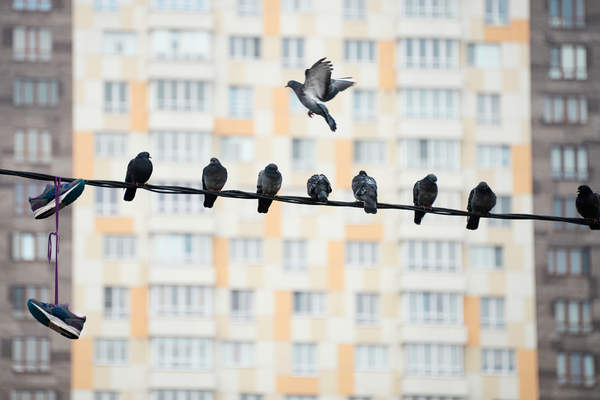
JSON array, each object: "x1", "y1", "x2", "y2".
[
  {"x1": 544, "y1": 95, "x2": 587, "y2": 124},
  {"x1": 11, "y1": 337, "x2": 50, "y2": 373},
  {"x1": 281, "y1": 0, "x2": 313, "y2": 11},
  {"x1": 284, "y1": 240, "x2": 308, "y2": 271},
  {"x1": 402, "y1": 139, "x2": 460, "y2": 170},
  {"x1": 12, "y1": 232, "x2": 48, "y2": 262},
  {"x1": 237, "y1": 0, "x2": 261, "y2": 16},
  {"x1": 355, "y1": 345, "x2": 388, "y2": 371},
  {"x1": 292, "y1": 139, "x2": 316, "y2": 169},
  {"x1": 13, "y1": 128, "x2": 51, "y2": 164},
  {"x1": 104, "y1": 287, "x2": 129, "y2": 320},
  {"x1": 231, "y1": 290, "x2": 254, "y2": 323},
  {"x1": 402, "y1": 0, "x2": 458, "y2": 18},
  {"x1": 489, "y1": 196, "x2": 511, "y2": 227},
  {"x1": 219, "y1": 136, "x2": 255, "y2": 161},
  {"x1": 354, "y1": 140, "x2": 386, "y2": 164},
  {"x1": 13, "y1": 79, "x2": 58, "y2": 107},
  {"x1": 230, "y1": 239, "x2": 263, "y2": 264},
  {"x1": 94, "y1": 0, "x2": 118, "y2": 11},
  {"x1": 485, "y1": 0, "x2": 509, "y2": 25},
  {"x1": 468, "y1": 44, "x2": 501, "y2": 68},
  {"x1": 405, "y1": 241, "x2": 462, "y2": 272},
  {"x1": 151, "y1": 30, "x2": 211, "y2": 61},
  {"x1": 222, "y1": 342, "x2": 255, "y2": 367},
  {"x1": 94, "y1": 393, "x2": 119, "y2": 400},
  {"x1": 405, "y1": 292, "x2": 463, "y2": 325},
  {"x1": 406, "y1": 344, "x2": 463, "y2": 377},
  {"x1": 12, "y1": 0, "x2": 52, "y2": 11},
  {"x1": 343, "y1": 0, "x2": 366, "y2": 20},
  {"x1": 151, "y1": 392, "x2": 213, "y2": 400},
  {"x1": 13, "y1": 27, "x2": 52, "y2": 62},
  {"x1": 470, "y1": 246, "x2": 503, "y2": 270},
  {"x1": 356, "y1": 293, "x2": 379, "y2": 326},
  {"x1": 555, "y1": 299, "x2": 592, "y2": 334},
  {"x1": 103, "y1": 236, "x2": 136, "y2": 260},
  {"x1": 95, "y1": 132, "x2": 127, "y2": 158},
  {"x1": 353, "y1": 90, "x2": 377, "y2": 121},
  {"x1": 549, "y1": 0, "x2": 586, "y2": 29},
  {"x1": 551, "y1": 145, "x2": 588, "y2": 180},
  {"x1": 104, "y1": 82, "x2": 128, "y2": 114},
  {"x1": 477, "y1": 145, "x2": 510, "y2": 169},
  {"x1": 549, "y1": 44, "x2": 587, "y2": 80},
  {"x1": 283, "y1": 38, "x2": 305, "y2": 69},
  {"x1": 151, "y1": 0, "x2": 210, "y2": 10},
  {"x1": 477, "y1": 94, "x2": 501, "y2": 125},
  {"x1": 481, "y1": 297, "x2": 505, "y2": 329},
  {"x1": 151, "y1": 131, "x2": 211, "y2": 163},
  {"x1": 103, "y1": 32, "x2": 136, "y2": 56},
  {"x1": 152, "y1": 234, "x2": 212, "y2": 266},
  {"x1": 344, "y1": 40, "x2": 376, "y2": 63},
  {"x1": 152, "y1": 80, "x2": 209, "y2": 112},
  {"x1": 153, "y1": 181, "x2": 205, "y2": 215},
  {"x1": 229, "y1": 37, "x2": 261, "y2": 59},
  {"x1": 96, "y1": 187, "x2": 118, "y2": 216},
  {"x1": 11, "y1": 285, "x2": 49, "y2": 319},
  {"x1": 229, "y1": 87, "x2": 253, "y2": 118},
  {"x1": 481, "y1": 349, "x2": 516, "y2": 375},
  {"x1": 402, "y1": 88, "x2": 459, "y2": 120},
  {"x1": 151, "y1": 338, "x2": 213, "y2": 370},
  {"x1": 346, "y1": 242, "x2": 379, "y2": 267},
  {"x1": 11, "y1": 390, "x2": 57, "y2": 400},
  {"x1": 293, "y1": 292, "x2": 326, "y2": 317},
  {"x1": 401, "y1": 38, "x2": 459, "y2": 69},
  {"x1": 293, "y1": 343, "x2": 317, "y2": 376},
  {"x1": 151, "y1": 285, "x2": 213, "y2": 319},
  {"x1": 557, "y1": 352, "x2": 596, "y2": 387},
  {"x1": 547, "y1": 247, "x2": 589, "y2": 276},
  {"x1": 94, "y1": 339, "x2": 128, "y2": 365}
]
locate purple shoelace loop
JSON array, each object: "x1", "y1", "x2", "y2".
[{"x1": 48, "y1": 176, "x2": 61, "y2": 304}]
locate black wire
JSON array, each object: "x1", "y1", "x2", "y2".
[{"x1": 0, "y1": 168, "x2": 596, "y2": 228}]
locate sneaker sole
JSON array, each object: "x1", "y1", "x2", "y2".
[
  {"x1": 27, "y1": 300, "x2": 81, "y2": 340},
  {"x1": 34, "y1": 180, "x2": 85, "y2": 220}
]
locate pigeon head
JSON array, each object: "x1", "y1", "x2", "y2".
[
  {"x1": 137, "y1": 151, "x2": 151, "y2": 159},
  {"x1": 210, "y1": 157, "x2": 221, "y2": 165},
  {"x1": 477, "y1": 182, "x2": 491, "y2": 192},
  {"x1": 285, "y1": 80, "x2": 302, "y2": 89},
  {"x1": 266, "y1": 163, "x2": 278, "y2": 172},
  {"x1": 426, "y1": 174, "x2": 437, "y2": 183},
  {"x1": 358, "y1": 170, "x2": 367, "y2": 176},
  {"x1": 578, "y1": 185, "x2": 592, "y2": 195}
]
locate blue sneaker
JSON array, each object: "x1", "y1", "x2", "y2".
[
  {"x1": 28, "y1": 178, "x2": 85, "y2": 220},
  {"x1": 27, "y1": 299, "x2": 86, "y2": 340}
]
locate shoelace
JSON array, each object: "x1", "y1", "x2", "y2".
[{"x1": 48, "y1": 176, "x2": 61, "y2": 304}]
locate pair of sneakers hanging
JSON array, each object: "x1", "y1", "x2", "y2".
[{"x1": 26, "y1": 178, "x2": 87, "y2": 339}]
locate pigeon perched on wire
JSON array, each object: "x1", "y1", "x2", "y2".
[
  {"x1": 307, "y1": 174, "x2": 332, "y2": 202},
  {"x1": 285, "y1": 57, "x2": 356, "y2": 132},
  {"x1": 123, "y1": 151, "x2": 153, "y2": 202},
  {"x1": 202, "y1": 157, "x2": 228, "y2": 208},
  {"x1": 352, "y1": 170, "x2": 377, "y2": 214},
  {"x1": 575, "y1": 185, "x2": 600, "y2": 230},
  {"x1": 466, "y1": 182, "x2": 497, "y2": 230},
  {"x1": 413, "y1": 174, "x2": 438, "y2": 225},
  {"x1": 257, "y1": 163, "x2": 282, "y2": 214}
]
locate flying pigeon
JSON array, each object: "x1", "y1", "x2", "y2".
[
  {"x1": 352, "y1": 170, "x2": 377, "y2": 214},
  {"x1": 256, "y1": 163, "x2": 282, "y2": 214},
  {"x1": 124, "y1": 151, "x2": 153, "y2": 202},
  {"x1": 202, "y1": 157, "x2": 228, "y2": 208},
  {"x1": 413, "y1": 173, "x2": 438, "y2": 225},
  {"x1": 575, "y1": 185, "x2": 600, "y2": 230},
  {"x1": 285, "y1": 57, "x2": 356, "y2": 132},
  {"x1": 307, "y1": 174, "x2": 332, "y2": 202},
  {"x1": 466, "y1": 182, "x2": 497, "y2": 230}
]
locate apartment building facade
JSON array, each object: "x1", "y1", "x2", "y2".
[
  {"x1": 0, "y1": 0, "x2": 74, "y2": 399},
  {"x1": 72, "y1": 1, "x2": 537, "y2": 400}
]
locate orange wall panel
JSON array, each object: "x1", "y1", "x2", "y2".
[
  {"x1": 328, "y1": 241, "x2": 345, "y2": 291},
  {"x1": 335, "y1": 140, "x2": 352, "y2": 189},
  {"x1": 518, "y1": 349, "x2": 539, "y2": 400},
  {"x1": 73, "y1": 131, "x2": 94, "y2": 178},
  {"x1": 464, "y1": 296, "x2": 480, "y2": 346},
  {"x1": 274, "y1": 291, "x2": 291, "y2": 341},
  {"x1": 129, "y1": 82, "x2": 147, "y2": 132},
  {"x1": 265, "y1": 201, "x2": 282, "y2": 237},
  {"x1": 338, "y1": 344, "x2": 354, "y2": 395},
  {"x1": 214, "y1": 238, "x2": 228, "y2": 287},
  {"x1": 71, "y1": 338, "x2": 93, "y2": 389},
  {"x1": 512, "y1": 145, "x2": 532, "y2": 194},
  {"x1": 273, "y1": 87, "x2": 290, "y2": 135},
  {"x1": 95, "y1": 217, "x2": 134, "y2": 234},
  {"x1": 378, "y1": 40, "x2": 396, "y2": 90},
  {"x1": 215, "y1": 119, "x2": 254, "y2": 136},
  {"x1": 130, "y1": 287, "x2": 148, "y2": 338},
  {"x1": 263, "y1": 0, "x2": 279, "y2": 35},
  {"x1": 346, "y1": 224, "x2": 383, "y2": 241},
  {"x1": 276, "y1": 376, "x2": 319, "y2": 394},
  {"x1": 485, "y1": 20, "x2": 530, "y2": 43}
]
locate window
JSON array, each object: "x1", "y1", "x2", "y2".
[
  {"x1": 354, "y1": 140, "x2": 385, "y2": 164},
  {"x1": 241, "y1": 396, "x2": 262, "y2": 400},
  {"x1": 222, "y1": 342, "x2": 255, "y2": 367},
  {"x1": 548, "y1": 247, "x2": 589, "y2": 276},
  {"x1": 468, "y1": 44, "x2": 500, "y2": 68},
  {"x1": 11, "y1": 285, "x2": 49, "y2": 319},
  {"x1": 229, "y1": 87, "x2": 253, "y2": 118},
  {"x1": 13, "y1": 79, "x2": 58, "y2": 107},
  {"x1": 405, "y1": 292, "x2": 462, "y2": 325},
  {"x1": 470, "y1": 246, "x2": 503, "y2": 270},
  {"x1": 12, "y1": 337, "x2": 50, "y2": 372},
  {"x1": 152, "y1": 234, "x2": 212, "y2": 265},
  {"x1": 152, "y1": 338, "x2": 212, "y2": 370},
  {"x1": 344, "y1": 40, "x2": 376, "y2": 63},
  {"x1": 152, "y1": 80, "x2": 209, "y2": 111},
  {"x1": 152, "y1": 392, "x2": 212, "y2": 400},
  {"x1": 402, "y1": 139, "x2": 460, "y2": 170},
  {"x1": 230, "y1": 239, "x2": 262, "y2": 264},
  {"x1": 94, "y1": 0, "x2": 118, "y2": 11},
  {"x1": 553, "y1": 198, "x2": 583, "y2": 230},
  {"x1": 13, "y1": 129, "x2": 51, "y2": 164},
  {"x1": 405, "y1": 398, "x2": 464, "y2": 400},
  {"x1": 230, "y1": 37, "x2": 261, "y2": 59},
  {"x1": 481, "y1": 349, "x2": 516, "y2": 374},
  {"x1": 281, "y1": 0, "x2": 312, "y2": 11},
  {"x1": 96, "y1": 187, "x2": 118, "y2": 216},
  {"x1": 151, "y1": 30, "x2": 211, "y2": 60},
  {"x1": 405, "y1": 241, "x2": 461, "y2": 272},
  {"x1": 153, "y1": 181, "x2": 205, "y2": 215},
  {"x1": 104, "y1": 82, "x2": 128, "y2": 113},
  {"x1": 14, "y1": 183, "x2": 45, "y2": 214},
  {"x1": 477, "y1": 145, "x2": 510, "y2": 169},
  {"x1": 152, "y1": 131, "x2": 211, "y2": 163},
  {"x1": 293, "y1": 292, "x2": 326, "y2": 317},
  {"x1": 95, "y1": 133, "x2": 127, "y2": 158},
  {"x1": 151, "y1": 286, "x2": 212, "y2": 318},
  {"x1": 220, "y1": 136, "x2": 255, "y2": 161},
  {"x1": 485, "y1": 0, "x2": 508, "y2": 25},
  {"x1": 13, "y1": 27, "x2": 52, "y2": 61},
  {"x1": 94, "y1": 339, "x2": 128, "y2": 365},
  {"x1": 551, "y1": 145, "x2": 588, "y2": 180},
  {"x1": 401, "y1": 39, "x2": 458, "y2": 69},
  {"x1": 489, "y1": 196, "x2": 511, "y2": 227},
  {"x1": 477, "y1": 94, "x2": 501, "y2": 125},
  {"x1": 12, "y1": 232, "x2": 47, "y2": 261},
  {"x1": 103, "y1": 32, "x2": 136, "y2": 56},
  {"x1": 344, "y1": 0, "x2": 366, "y2": 19},
  {"x1": 231, "y1": 290, "x2": 254, "y2": 322},
  {"x1": 353, "y1": 90, "x2": 377, "y2": 121},
  {"x1": 555, "y1": 300, "x2": 592, "y2": 333},
  {"x1": 12, "y1": 0, "x2": 52, "y2": 11},
  {"x1": 402, "y1": 0, "x2": 458, "y2": 18},
  {"x1": 356, "y1": 294, "x2": 379, "y2": 325},
  {"x1": 481, "y1": 298, "x2": 504, "y2": 329},
  {"x1": 402, "y1": 89, "x2": 459, "y2": 120},
  {"x1": 94, "y1": 394, "x2": 119, "y2": 400},
  {"x1": 286, "y1": 397, "x2": 316, "y2": 400},
  {"x1": 283, "y1": 38, "x2": 305, "y2": 68},
  {"x1": 549, "y1": 0, "x2": 586, "y2": 28},
  {"x1": 11, "y1": 391, "x2": 57, "y2": 400},
  {"x1": 238, "y1": 0, "x2": 260, "y2": 15},
  {"x1": 151, "y1": 0, "x2": 210, "y2": 10},
  {"x1": 103, "y1": 236, "x2": 136, "y2": 260},
  {"x1": 550, "y1": 44, "x2": 587, "y2": 80},
  {"x1": 292, "y1": 139, "x2": 316, "y2": 169},
  {"x1": 557, "y1": 352, "x2": 595, "y2": 387},
  {"x1": 406, "y1": 344, "x2": 463, "y2": 377},
  {"x1": 293, "y1": 343, "x2": 317, "y2": 376},
  {"x1": 544, "y1": 95, "x2": 588, "y2": 124},
  {"x1": 355, "y1": 345, "x2": 388, "y2": 371},
  {"x1": 346, "y1": 242, "x2": 379, "y2": 267},
  {"x1": 104, "y1": 287, "x2": 129, "y2": 319},
  {"x1": 284, "y1": 240, "x2": 307, "y2": 271}
]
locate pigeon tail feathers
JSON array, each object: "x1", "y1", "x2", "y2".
[
  {"x1": 316, "y1": 103, "x2": 337, "y2": 132},
  {"x1": 317, "y1": 191, "x2": 328, "y2": 202},
  {"x1": 363, "y1": 198, "x2": 377, "y2": 214},
  {"x1": 258, "y1": 198, "x2": 273, "y2": 214},
  {"x1": 203, "y1": 193, "x2": 218, "y2": 208},
  {"x1": 414, "y1": 210, "x2": 425, "y2": 225},
  {"x1": 466, "y1": 216, "x2": 480, "y2": 230},
  {"x1": 124, "y1": 188, "x2": 136, "y2": 202}
]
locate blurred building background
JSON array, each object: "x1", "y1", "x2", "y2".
[
  {"x1": 0, "y1": 0, "x2": 74, "y2": 399},
  {"x1": 68, "y1": 1, "x2": 539, "y2": 400}
]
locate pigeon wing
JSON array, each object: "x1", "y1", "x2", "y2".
[
  {"x1": 467, "y1": 188, "x2": 475, "y2": 212},
  {"x1": 324, "y1": 78, "x2": 356, "y2": 102},
  {"x1": 303, "y1": 58, "x2": 332, "y2": 102},
  {"x1": 413, "y1": 180, "x2": 420, "y2": 206}
]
